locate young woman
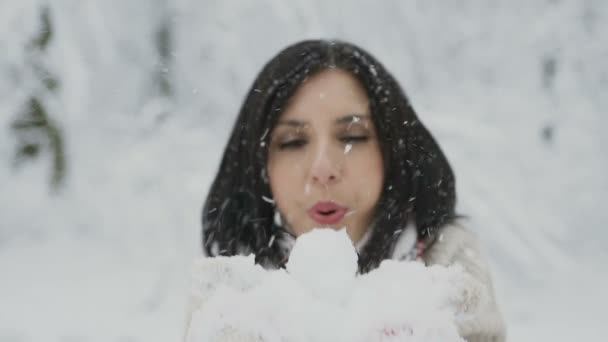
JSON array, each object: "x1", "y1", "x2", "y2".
[{"x1": 200, "y1": 40, "x2": 506, "y2": 341}]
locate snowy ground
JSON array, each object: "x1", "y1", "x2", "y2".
[{"x1": 1, "y1": 1, "x2": 607, "y2": 341}]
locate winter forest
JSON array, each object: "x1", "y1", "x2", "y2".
[{"x1": 1, "y1": 0, "x2": 607, "y2": 341}]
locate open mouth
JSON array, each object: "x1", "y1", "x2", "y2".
[{"x1": 308, "y1": 201, "x2": 348, "y2": 225}]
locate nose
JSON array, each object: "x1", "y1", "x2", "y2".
[{"x1": 309, "y1": 142, "x2": 342, "y2": 186}]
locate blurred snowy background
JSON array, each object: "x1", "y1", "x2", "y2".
[{"x1": 0, "y1": 0, "x2": 606, "y2": 341}]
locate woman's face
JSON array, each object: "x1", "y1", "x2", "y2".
[{"x1": 267, "y1": 68, "x2": 384, "y2": 243}]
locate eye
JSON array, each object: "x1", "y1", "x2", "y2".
[
  {"x1": 340, "y1": 135, "x2": 369, "y2": 144},
  {"x1": 279, "y1": 139, "x2": 307, "y2": 150}
]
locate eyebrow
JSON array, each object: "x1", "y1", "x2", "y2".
[
  {"x1": 276, "y1": 114, "x2": 370, "y2": 127},
  {"x1": 335, "y1": 114, "x2": 371, "y2": 125},
  {"x1": 276, "y1": 119, "x2": 307, "y2": 127}
]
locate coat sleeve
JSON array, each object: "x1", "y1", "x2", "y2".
[
  {"x1": 422, "y1": 222, "x2": 507, "y2": 342},
  {"x1": 183, "y1": 256, "x2": 268, "y2": 342}
]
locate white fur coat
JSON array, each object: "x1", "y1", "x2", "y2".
[{"x1": 395, "y1": 222, "x2": 507, "y2": 342}]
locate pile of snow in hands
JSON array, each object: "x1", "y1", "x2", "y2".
[{"x1": 186, "y1": 229, "x2": 484, "y2": 342}]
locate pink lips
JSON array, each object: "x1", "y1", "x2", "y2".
[{"x1": 307, "y1": 201, "x2": 348, "y2": 225}]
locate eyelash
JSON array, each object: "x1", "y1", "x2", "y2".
[
  {"x1": 279, "y1": 139, "x2": 307, "y2": 149},
  {"x1": 341, "y1": 135, "x2": 369, "y2": 144},
  {"x1": 278, "y1": 136, "x2": 369, "y2": 150}
]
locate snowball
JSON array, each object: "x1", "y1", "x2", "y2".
[{"x1": 286, "y1": 228, "x2": 358, "y2": 302}]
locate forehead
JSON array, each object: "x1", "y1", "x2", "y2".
[{"x1": 280, "y1": 68, "x2": 370, "y2": 121}]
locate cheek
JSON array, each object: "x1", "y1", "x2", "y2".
[
  {"x1": 268, "y1": 159, "x2": 310, "y2": 234},
  {"x1": 347, "y1": 147, "x2": 384, "y2": 200},
  {"x1": 268, "y1": 157, "x2": 303, "y2": 211}
]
